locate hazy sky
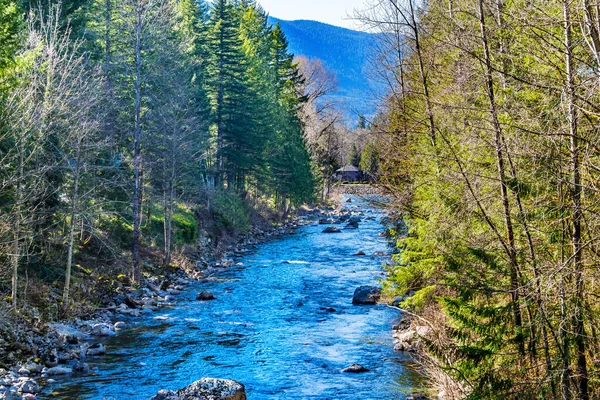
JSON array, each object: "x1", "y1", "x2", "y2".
[{"x1": 257, "y1": 0, "x2": 367, "y2": 30}]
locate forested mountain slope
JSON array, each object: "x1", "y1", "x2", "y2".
[{"x1": 268, "y1": 17, "x2": 377, "y2": 120}]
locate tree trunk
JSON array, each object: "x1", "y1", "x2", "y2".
[
  {"x1": 563, "y1": 2, "x2": 589, "y2": 398},
  {"x1": 477, "y1": 0, "x2": 524, "y2": 355},
  {"x1": 63, "y1": 141, "x2": 81, "y2": 305},
  {"x1": 132, "y1": 0, "x2": 143, "y2": 283}
]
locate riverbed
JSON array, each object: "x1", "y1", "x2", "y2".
[{"x1": 41, "y1": 196, "x2": 420, "y2": 399}]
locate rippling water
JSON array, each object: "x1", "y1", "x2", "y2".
[{"x1": 41, "y1": 196, "x2": 421, "y2": 399}]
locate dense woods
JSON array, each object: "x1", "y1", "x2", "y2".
[
  {"x1": 361, "y1": 0, "x2": 600, "y2": 398},
  {"x1": 0, "y1": 0, "x2": 316, "y2": 313}
]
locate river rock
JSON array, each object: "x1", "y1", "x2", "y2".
[
  {"x1": 344, "y1": 220, "x2": 359, "y2": 229},
  {"x1": 17, "y1": 379, "x2": 39, "y2": 394},
  {"x1": 91, "y1": 323, "x2": 115, "y2": 337},
  {"x1": 352, "y1": 286, "x2": 381, "y2": 305},
  {"x1": 114, "y1": 322, "x2": 126, "y2": 330},
  {"x1": 22, "y1": 363, "x2": 41, "y2": 374},
  {"x1": 405, "y1": 393, "x2": 430, "y2": 400},
  {"x1": 341, "y1": 364, "x2": 370, "y2": 373},
  {"x1": 86, "y1": 343, "x2": 106, "y2": 356},
  {"x1": 73, "y1": 361, "x2": 90, "y2": 373},
  {"x1": 45, "y1": 366, "x2": 72, "y2": 376},
  {"x1": 150, "y1": 378, "x2": 246, "y2": 400},
  {"x1": 393, "y1": 325, "x2": 431, "y2": 352},
  {"x1": 322, "y1": 226, "x2": 341, "y2": 233},
  {"x1": 0, "y1": 388, "x2": 17, "y2": 400},
  {"x1": 197, "y1": 291, "x2": 216, "y2": 301},
  {"x1": 353, "y1": 251, "x2": 366, "y2": 256}
]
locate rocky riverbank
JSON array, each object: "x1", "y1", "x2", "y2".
[{"x1": 1, "y1": 202, "x2": 378, "y2": 400}]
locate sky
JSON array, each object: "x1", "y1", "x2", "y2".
[{"x1": 256, "y1": 0, "x2": 367, "y2": 30}]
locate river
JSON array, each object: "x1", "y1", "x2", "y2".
[{"x1": 41, "y1": 196, "x2": 420, "y2": 399}]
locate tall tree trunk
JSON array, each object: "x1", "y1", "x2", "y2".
[
  {"x1": 563, "y1": 2, "x2": 589, "y2": 398},
  {"x1": 132, "y1": 0, "x2": 143, "y2": 283},
  {"x1": 63, "y1": 140, "x2": 82, "y2": 305},
  {"x1": 11, "y1": 128, "x2": 25, "y2": 309},
  {"x1": 477, "y1": 0, "x2": 524, "y2": 355}
]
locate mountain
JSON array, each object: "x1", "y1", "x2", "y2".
[{"x1": 268, "y1": 17, "x2": 379, "y2": 122}]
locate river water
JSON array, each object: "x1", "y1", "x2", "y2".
[{"x1": 41, "y1": 196, "x2": 420, "y2": 399}]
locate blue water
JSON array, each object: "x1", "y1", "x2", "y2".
[{"x1": 41, "y1": 197, "x2": 419, "y2": 399}]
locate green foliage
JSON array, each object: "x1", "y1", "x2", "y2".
[
  {"x1": 213, "y1": 190, "x2": 250, "y2": 234},
  {"x1": 359, "y1": 142, "x2": 378, "y2": 175},
  {"x1": 348, "y1": 143, "x2": 360, "y2": 167}
]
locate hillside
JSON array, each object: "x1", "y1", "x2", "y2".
[{"x1": 268, "y1": 17, "x2": 378, "y2": 121}]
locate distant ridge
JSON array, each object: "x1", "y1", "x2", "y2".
[{"x1": 268, "y1": 17, "x2": 378, "y2": 121}]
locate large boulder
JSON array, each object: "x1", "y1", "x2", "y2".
[
  {"x1": 150, "y1": 378, "x2": 246, "y2": 400},
  {"x1": 352, "y1": 286, "x2": 381, "y2": 305}
]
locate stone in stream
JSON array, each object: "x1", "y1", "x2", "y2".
[
  {"x1": 17, "y1": 379, "x2": 39, "y2": 394},
  {"x1": 352, "y1": 286, "x2": 381, "y2": 305},
  {"x1": 86, "y1": 343, "x2": 106, "y2": 356},
  {"x1": 322, "y1": 226, "x2": 341, "y2": 233},
  {"x1": 0, "y1": 388, "x2": 18, "y2": 400},
  {"x1": 150, "y1": 378, "x2": 246, "y2": 400},
  {"x1": 196, "y1": 291, "x2": 216, "y2": 301},
  {"x1": 45, "y1": 366, "x2": 73, "y2": 376},
  {"x1": 91, "y1": 323, "x2": 115, "y2": 336},
  {"x1": 354, "y1": 251, "x2": 366, "y2": 256},
  {"x1": 344, "y1": 220, "x2": 359, "y2": 229},
  {"x1": 341, "y1": 364, "x2": 370, "y2": 373},
  {"x1": 73, "y1": 361, "x2": 90, "y2": 373}
]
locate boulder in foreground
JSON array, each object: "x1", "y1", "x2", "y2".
[
  {"x1": 352, "y1": 286, "x2": 381, "y2": 305},
  {"x1": 150, "y1": 378, "x2": 246, "y2": 400}
]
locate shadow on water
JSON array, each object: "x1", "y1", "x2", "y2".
[{"x1": 40, "y1": 196, "x2": 421, "y2": 399}]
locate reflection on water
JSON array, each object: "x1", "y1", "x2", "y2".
[{"x1": 40, "y1": 196, "x2": 421, "y2": 399}]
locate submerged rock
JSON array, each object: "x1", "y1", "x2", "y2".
[
  {"x1": 86, "y1": 343, "x2": 106, "y2": 356},
  {"x1": 73, "y1": 361, "x2": 90, "y2": 373},
  {"x1": 45, "y1": 366, "x2": 72, "y2": 376},
  {"x1": 322, "y1": 226, "x2": 341, "y2": 233},
  {"x1": 352, "y1": 286, "x2": 381, "y2": 305},
  {"x1": 197, "y1": 291, "x2": 216, "y2": 301},
  {"x1": 353, "y1": 251, "x2": 366, "y2": 256},
  {"x1": 341, "y1": 364, "x2": 370, "y2": 373},
  {"x1": 150, "y1": 378, "x2": 246, "y2": 400}
]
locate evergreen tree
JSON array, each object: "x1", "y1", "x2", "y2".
[
  {"x1": 207, "y1": 0, "x2": 253, "y2": 190},
  {"x1": 359, "y1": 142, "x2": 378, "y2": 175},
  {"x1": 348, "y1": 143, "x2": 360, "y2": 167}
]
